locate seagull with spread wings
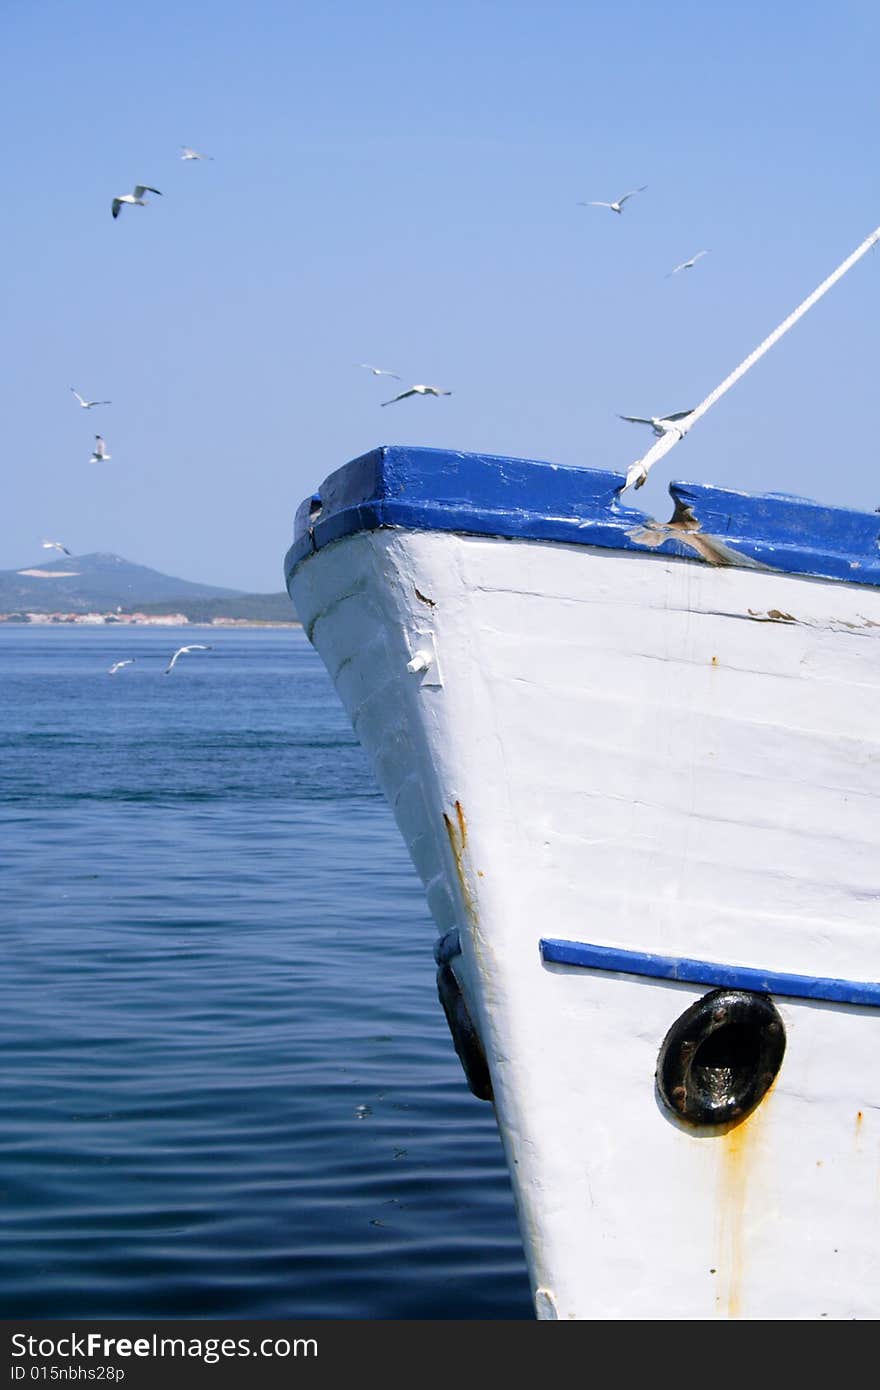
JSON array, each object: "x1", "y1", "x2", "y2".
[
  {"x1": 164, "y1": 644, "x2": 213, "y2": 675},
  {"x1": 180, "y1": 146, "x2": 213, "y2": 160},
  {"x1": 357, "y1": 364, "x2": 400, "y2": 379},
  {"x1": 42, "y1": 539, "x2": 72, "y2": 556},
  {"x1": 579, "y1": 185, "x2": 647, "y2": 215},
  {"x1": 381, "y1": 384, "x2": 452, "y2": 406},
  {"x1": 666, "y1": 250, "x2": 710, "y2": 277},
  {"x1": 618, "y1": 410, "x2": 694, "y2": 440},
  {"x1": 112, "y1": 185, "x2": 163, "y2": 219},
  {"x1": 89, "y1": 435, "x2": 111, "y2": 462},
  {"x1": 108, "y1": 659, "x2": 135, "y2": 675},
  {"x1": 70, "y1": 388, "x2": 111, "y2": 409}
]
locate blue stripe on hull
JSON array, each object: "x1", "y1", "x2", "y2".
[
  {"x1": 285, "y1": 445, "x2": 880, "y2": 589},
  {"x1": 539, "y1": 938, "x2": 880, "y2": 1008}
]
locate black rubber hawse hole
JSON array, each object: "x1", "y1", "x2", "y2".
[
  {"x1": 657, "y1": 988, "x2": 785, "y2": 1126},
  {"x1": 435, "y1": 963, "x2": 494, "y2": 1103}
]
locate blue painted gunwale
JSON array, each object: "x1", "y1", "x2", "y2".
[
  {"x1": 285, "y1": 444, "x2": 880, "y2": 589},
  {"x1": 539, "y1": 938, "x2": 880, "y2": 1008}
]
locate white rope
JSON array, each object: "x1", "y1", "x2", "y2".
[{"x1": 623, "y1": 222, "x2": 880, "y2": 492}]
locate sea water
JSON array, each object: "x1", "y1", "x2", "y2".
[{"x1": 0, "y1": 625, "x2": 531, "y2": 1318}]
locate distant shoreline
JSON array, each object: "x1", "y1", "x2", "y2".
[
  {"x1": 0, "y1": 615, "x2": 301, "y2": 629},
  {"x1": 0, "y1": 556, "x2": 299, "y2": 626}
]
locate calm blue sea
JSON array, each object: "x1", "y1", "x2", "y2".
[{"x1": 0, "y1": 625, "x2": 532, "y2": 1319}]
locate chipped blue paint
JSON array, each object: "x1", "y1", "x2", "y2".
[
  {"x1": 284, "y1": 444, "x2": 880, "y2": 589},
  {"x1": 539, "y1": 938, "x2": 880, "y2": 1008}
]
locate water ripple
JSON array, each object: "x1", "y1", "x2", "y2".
[{"x1": 0, "y1": 627, "x2": 532, "y2": 1318}]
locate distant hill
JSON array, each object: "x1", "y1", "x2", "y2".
[{"x1": 0, "y1": 552, "x2": 295, "y2": 619}]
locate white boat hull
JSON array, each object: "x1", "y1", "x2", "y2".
[{"x1": 288, "y1": 473, "x2": 880, "y2": 1319}]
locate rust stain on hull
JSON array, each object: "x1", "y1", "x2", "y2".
[
  {"x1": 442, "y1": 800, "x2": 495, "y2": 993},
  {"x1": 746, "y1": 608, "x2": 796, "y2": 623},
  {"x1": 440, "y1": 800, "x2": 501, "y2": 1097},
  {"x1": 715, "y1": 1119, "x2": 750, "y2": 1318},
  {"x1": 454, "y1": 799, "x2": 467, "y2": 850},
  {"x1": 714, "y1": 1090, "x2": 772, "y2": 1318},
  {"x1": 443, "y1": 799, "x2": 476, "y2": 926}
]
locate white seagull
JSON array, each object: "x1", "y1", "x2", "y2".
[
  {"x1": 579, "y1": 185, "x2": 647, "y2": 215},
  {"x1": 356, "y1": 363, "x2": 401, "y2": 379},
  {"x1": 70, "y1": 388, "x2": 111, "y2": 409},
  {"x1": 89, "y1": 435, "x2": 111, "y2": 462},
  {"x1": 42, "y1": 539, "x2": 72, "y2": 556},
  {"x1": 164, "y1": 644, "x2": 212, "y2": 675},
  {"x1": 111, "y1": 185, "x2": 163, "y2": 219},
  {"x1": 108, "y1": 659, "x2": 135, "y2": 675},
  {"x1": 180, "y1": 146, "x2": 213, "y2": 160},
  {"x1": 381, "y1": 384, "x2": 452, "y2": 406},
  {"x1": 618, "y1": 410, "x2": 694, "y2": 440},
  {"x1": 666, "y1": 250, "x2": 710, "y2": 277}
]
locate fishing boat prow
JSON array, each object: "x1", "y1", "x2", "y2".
[
  {"x1": 284, "y1": 227, "x2": 880, "y2": 1319},
  {"x1": 286, "y1": 446, "x2": 880, "y2": 1318}
]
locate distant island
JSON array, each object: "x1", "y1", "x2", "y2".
[{"x1": 0, "y1": 552, "x2": 299, "y2": 627}]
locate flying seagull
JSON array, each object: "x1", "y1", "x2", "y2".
[
  {"x1": 111, "y1": 185, "x2": 162, "y2": 219},
  {"x1": 164, "y1": 644, "x2": 213, "y2": 675},
  {"x1": 666, "y1": 250, "x2": 710, "y2": 277},
  {"x1": 618, "y1": 411, "x2": 694, "y2": 440},
  {"x1": 70, "y1": 388, "x2": 111, "y2": 409},
  {"x1": 356, "y1": 363, "x2": 401, "y2": 379},
  {"x1": 42, "y1": 539, "x2": 72, "y2": 556},
  {"x1": 579, "y1": 185, "x2": 647, "y2": 215},
  {"x1": 180, "y1": 146, "x2": 213, "y2": 160},
  {"x1": 108, "y1": 659, "x2": 135, "y2": 675},
  {"x1": 89, "y1": 435, "x2": 111, "y2": 462},
  {"x1": 381, "y1": 384, "x2": 452, "y2": 406}
]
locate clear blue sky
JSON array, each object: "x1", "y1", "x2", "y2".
[{"x1": 2, "y1": 0, "x2": 877, "y2": 592}]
